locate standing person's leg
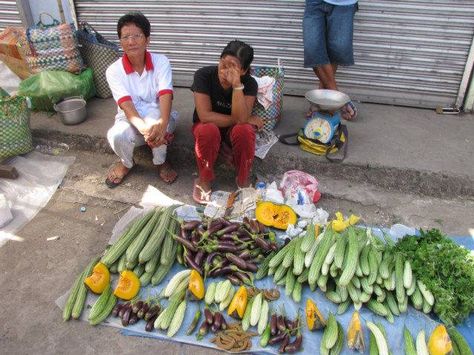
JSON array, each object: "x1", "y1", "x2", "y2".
[
  {"x1": 303, "y1": 0, "x2": 336, "y2": 89},
  {"x1": 105, "y1": 117, "x2": 143, "y2": 187},
  {"x1": 192, "y1": 122, "x2": 221, "y2": 203},
  {"x1": 145, "y1": 110, "x2": 178, "y2": 183},
  {"x1": 228, "y1": 123, "x2": 256, "y2": 188},
  {"x1": 327, "y1": 3, "x2": 358, "y2": 120}
]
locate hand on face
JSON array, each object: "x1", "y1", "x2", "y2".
[{"x1": 219, "y1": 55, "x2": 244, "y2": 88}]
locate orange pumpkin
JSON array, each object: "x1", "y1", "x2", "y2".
[{"x1": 255, "y1": 201, "x2": 297, "y2": 230}]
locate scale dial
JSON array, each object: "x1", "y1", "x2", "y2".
[{"x1": 304, "y1": 117, "x2": 333, "y2": 144}]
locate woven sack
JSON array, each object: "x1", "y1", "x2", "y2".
[
  {"x1": 77, "y1": 22, "x2": 120, "y2": 98},
  {"x1": 26, "y1": 12, "x2": 84, "y2": 74},
  {"x1": 250, "y1": 63, "x2": 284, "y2": 132},
  {"x1": 0, "y1": 95, "x2": 33, "y2": 159}
]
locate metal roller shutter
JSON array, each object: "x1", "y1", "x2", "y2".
[
  {"x1": 0, "y1": 0, "x2": 22, "y2": 31},
  {"x1": 74, "y1": 0, "x2": 474, "y2": 109}
]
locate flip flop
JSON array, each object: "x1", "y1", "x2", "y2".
[
  {"x1": 192, "y1": 179, "x2": 212, "y2": 205},
  {"x1": 342, "y1": 101, "x2": 358, "y2": 121},
  {"x1": 105, "y1": 162, "x2": 134, "y2": 188}
]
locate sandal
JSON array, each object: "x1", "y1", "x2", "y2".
[
  {"x1": 192, "y1": 179, "x2": 212, "y2": 205},
  {"x1": 105, "y1": 161, "x2": 134, "y2": 188},
  {"x1": 342, "y1": 101, "x2": 358, "y2": 121}
]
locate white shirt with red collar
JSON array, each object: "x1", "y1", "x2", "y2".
[{"x1": 106, "y1": 51, "x2": 173, "y2": 119}]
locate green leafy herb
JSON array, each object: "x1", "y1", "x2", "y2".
[{"x1": 394, "y1": 229, "x2": 474, "y2": 326}]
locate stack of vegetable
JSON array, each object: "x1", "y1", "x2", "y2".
[
  {"x1": 100, "y1": 205, "x2": 181, "y2": 288},
  {"x1": 175, "y1": 216, "x2": 277, "y2": 282},
  {"x1": 393, "y1": 229, "x2": 474, "y2": 326},
  {"x1": 263, "y1": 222, "x2": 438, "y2": 322}
]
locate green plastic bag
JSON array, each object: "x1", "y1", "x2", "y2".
[{"x1": 18, "y1": 68, "x2": 96, "y2": 111}]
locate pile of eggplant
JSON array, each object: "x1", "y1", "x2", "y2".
[
  {"x1": 261, "y1": 313, "x2": 303, "y2": 353},
  {"x1": 175, "y1": 217, "x2": 277, "y2": 283},
  {"x1": 112, "y1": 300, "x2": 161, "y2": 332}
]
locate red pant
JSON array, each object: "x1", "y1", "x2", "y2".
[{"x1": 192, "y1": 122, "x2": 256, "y2": 186}]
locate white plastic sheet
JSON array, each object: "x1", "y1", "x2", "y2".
[{"x1": 0, "y1": 151, "x2": 75, "y2": 246}]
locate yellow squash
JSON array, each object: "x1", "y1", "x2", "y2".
[
  {"x1": 347, "y1": 311, "x2": 365, "y2": 352},
  {"x1": 255, "y1": 201, "x2": 297, "y2": 230},
  {"x1": 188, "y1": 269, "x2": 205, "y2": 300},
  {"x1": 306, "y1": 298, "x2": 326, "y2": 331},
  {"x1": 84, "y1": 262, "x2": 110, "y2": 294},
  {"x1": 428, "y1": 325, "x2": 453, "y2": 355},
  {"x1": 227, "y1": 286, "x2": 248, "y2": 319},
  {"x1": 113, "y1": 270, "x2": 140, "y2": 300}
]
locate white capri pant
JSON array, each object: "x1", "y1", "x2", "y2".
[{"x1": 107, "y1": 109, "x2": 178, "y2": 168}]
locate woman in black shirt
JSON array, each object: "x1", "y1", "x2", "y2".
[{"x1": 191, "y1": 40, "x2": 263, "y2": 204}]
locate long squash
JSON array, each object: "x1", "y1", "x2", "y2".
[
  {"x1": 139, "y1": 205, "x2": 179, "y2": 263},
  {"x1": 125, "y1": 208, "x2": 162, "y2": 267},
  {"x1": 71, "y1": 256, "x2": 100, "y2": 319},
  {"x1": 100, "y1": 210, "x2": 155, "y2": 267}
]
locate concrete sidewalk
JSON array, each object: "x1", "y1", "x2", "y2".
[{"x1": 30, "y1": 87, "x2": 474, "y2": 199}]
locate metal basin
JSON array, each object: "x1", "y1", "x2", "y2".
[
  {"x1": 54, "y1": 96, "x2": 87, "y2": 125},
  {"x1": 305, "y1": 89, "x2": 350, "y2": 111}
]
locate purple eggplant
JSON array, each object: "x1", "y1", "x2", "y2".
[
  {"x1": 204, "y1": 308, "x2": 214, "y2": 325},
  {"x1": 215, "y1": 223, "x2": 240, "y2": 236},
  {"x1": 209, "y1": 265, "x2": 233, "y2": 277},
  {"x1": 194, "y1": 250, "x2": 205, "y2": 267},
  {"x1": 225, "y1": 253, "x2": 248, "y2": 270},
  {"x1": 185, "y1": 253, "x2": 203, "y2": 274},
  {"x1": 278, "y1": 334, "x2": 290, "y2": 353},
  {"x1": 182, "y1": 220, "x2": 201, "y2": 231},
  {"x1": 270, "y1": 313, "x2": 278, "y2": 336},
  {"x1": 245, "y1": 262, "x2": 258, "y2": 273},
  {"x1": 254, "y1": 237, "x2": 272, "y2": 251},
  {"x1": 145, "y1": 315, "x2": 157, "y2": 332},
  {"x1": 268, "y1": 331, "x2": 287, "y2": 345},
  {"x1": 227, "y1": 274, "x2": 241, "y2": 285},
  {"x1": 174, "y1": 235, "x2": 198, "y2": 252}
]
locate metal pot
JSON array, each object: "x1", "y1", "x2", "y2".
[{"x1": 54, "y1": 96, "x2": 87, "y2": 125}]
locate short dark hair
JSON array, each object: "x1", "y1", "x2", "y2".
[
  {"x1": 117, "y1": 12, "x2": 150, "y2": 38},
  {"x1": 220, "y1": 40, "x2": 254, "y2": 71}
]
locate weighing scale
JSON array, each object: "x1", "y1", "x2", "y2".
[{"x1": 303, "y1": 89, "x2": 351, "y2": 144}]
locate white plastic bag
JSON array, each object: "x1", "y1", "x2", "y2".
[{"x1": 0, "y1": 193, "x2": 13, "y2": 227}]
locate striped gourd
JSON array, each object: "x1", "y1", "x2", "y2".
[
  {"x1": 139, "y1": 205, "x2": 178, "y2": 264},
  {"x1": 333, "y1": 234, "x2": 347, "y2": 269},
  {"x1": 139, "y1": 271, "x2": 153, "y2": 287},
  {"x1": 282, "y1": 238, "x2": 298, "y2": 268},
  {"x1": 255, "y1": 251, "x2": 276, "y2": 280},
  {"x1": 367, "y1": 246, "x2": 379, "y2": 285},
  {"x1": 300, "y1": 223, "x2": 316, "y2": 252},
  {"x1": 145, "y1": 249, "x2": 161, "y2": 274},
  {"x1": 167, "y1": 300, "x2": 187, "y2": 337},
  {"x1": 269, "y1": 243, "x2": 290, "y2": 268},
  {"x1": 63, "y1": 268, "x2": 86, "y2": 321},
  {"x1": 322, "y1": 313, "x2": 338, "y2": 349},
  {"x1": 151, "y1": 262, "x2": 174, "y2": 286},
  {"x1": 317, "y1": 273, "x2": 329, "y2": 292},
  {"x1": 385, "y1": 292, "x2": 400, "y2": 316},
  {"x1": 404, "y1": 326, "x2": 417, "y2": 355},
  {"x1": 125, "y1": 208, "x2": 162, "y2": 267},
  {"x1": 273, "y1": 262, "x2": 288, "y2": 284},
  {"x1": 88, "y1": 284, "x2": 112, "y2": 320},
  {"x1": 292, "y1": 238, "x2": 306, "y2": 275},
  {"x1": 367, "y1": 299, "x2": 389, "y2": 317},
  {"x1": 117, "y1": 253, "x2": 127, "y2": 273},
  {"x1": 292, "y1": 281, "x2": 302, "y2": 303},
  {"x1": 308, "y1": 229, "x2": 335, "y2": 286},
  {"x1": 71, "y1": 257, "x2": 99, "y2": 319},
  {"x1": 410, "y1": 287, "x2": 423, "y2": 310},
  {"x1": 395, "y1": 254, "x2": 405, "y2": 303},
  {"x1": 338, "y1": 228, "x2": 360, "y2": 287},
  {"x1": 379, "y1": 253, "x2": 393, "y2": 280},
  {"x1": 337, "y1": 300, "x2": 350, "y2": 315},
  {"x1": 89, "y1": 293, "x2": 117, "y2": 326},
  {"x1": 285, "y1": 269, "x2": 296, "y2": 296},
  {"x1": 160, "y1": 236, "x2": 175, "y2": 266},
  {"x1": 359, "y1": 244, "x2": 371, "y2": 276},
  {"x1": 101, "y1": 210, "x2": 155, "y2": 267},
  {"x1": 160, "y1": 289, "x2": 186, "y2": 330},
  {"x1": 304, "y1": 235, "x2": 321, "y2": 268},
  {"x1": 297, "y1": 268, "x2": 309, "y2": 283},
  {"x1": 133, "y1": 263, "x2": 145, "y2": 278}
]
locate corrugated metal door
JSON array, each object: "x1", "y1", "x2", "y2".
[
  {"x1": 0, "y1": 0, "x2": 22, "y2": 30},
  {"x1": 74, "y1": 0, "x2": 474, "y2": 109}
]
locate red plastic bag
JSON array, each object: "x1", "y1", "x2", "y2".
[{"x1": 280, "y1": 170, "x2": 321, "y2": 203}]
